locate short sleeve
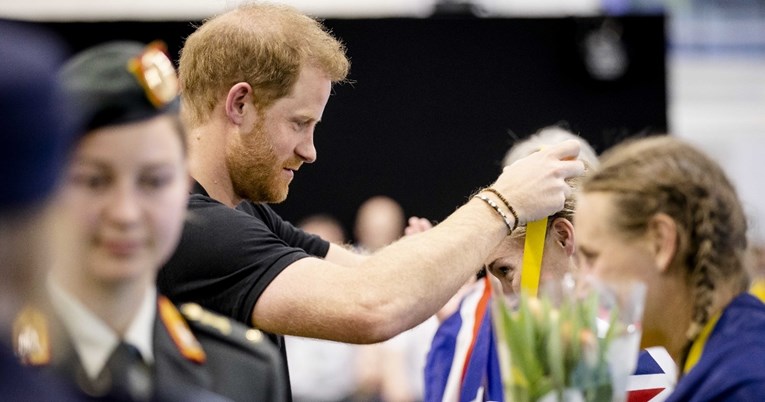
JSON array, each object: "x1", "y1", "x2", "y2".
[{"x1": 158, "y1": 195, "x2": 330, "y2": 325}]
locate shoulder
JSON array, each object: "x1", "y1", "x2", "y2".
[
  {"x1": 154, "y1": 297, "x2": 287, "y2": 401},
  {"x1": 677, "y1": 295, "x2": 765, "y2": 398},
  {"x1": 178, "y1": 302, "x2": 281, "y2": 362},
  {"x1": 716, "y1": 294, "x2": 765, "y2": 340},
  {"x1": 180, "y1": 196, "x2": 279, "y2": 250},
  {"x1": 187, "y1": 193, "x2": 262, "y2": 225},
  {"x1": 176, "y1": 302, "x2": 288, "y2": 400}
]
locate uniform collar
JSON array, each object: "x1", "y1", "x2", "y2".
[{"x1": 47, "y1": 279, "x2": 156, "y2": 379}]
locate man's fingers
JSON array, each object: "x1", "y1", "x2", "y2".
[
  {"x1": 544, "y1": 139, "x2": 581, "y2": 161},
  {"x1": 559, "y1": 159, "x2": 586, "y2": 178}
]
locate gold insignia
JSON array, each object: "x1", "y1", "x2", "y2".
[
  {"x1": 245, "y1": 329, "x2": 263, "y2": 343},
  {"x1": 158, "y1": 297, "x2": 206, "y2": 364},
  {"x1": 127, "y1": 41, "x2": 178, "y2": 109},
  {"x1": 12, "y1": 306, "x2": 50, "y2": 365},
  {"x1": 180, "y1": 303, "x2": 232, "y2": 336},
  {"x1": 180, "y1": 302, "x2": 203, "y2": 321}
]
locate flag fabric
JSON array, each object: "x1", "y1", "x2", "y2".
[
  {"x1": 424, "y1": 279, "x2": 677, "y2": 402},
  {"x1": 626, "y1": 347, "x2": 677, "y2": 402},
  {"x1": 424, "y1": 276, "x2": 503, "y2": 402}
]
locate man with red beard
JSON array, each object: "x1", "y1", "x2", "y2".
[{"x1": 158, "y1": 3, "x2": 584, "y2": 395}]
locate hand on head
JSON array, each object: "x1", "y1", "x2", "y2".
[
  {"x1": 404, "y1": 217, "x2": 433, "y2": 236},
  {"x1": 491, "y1": 139, "x2": 584, "y2": 225}
]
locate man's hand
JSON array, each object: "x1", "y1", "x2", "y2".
[{"x1": 489, "y1": 139, "x2": 584, "y2": 225}]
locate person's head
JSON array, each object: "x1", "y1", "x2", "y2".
[
  {"x1": 51, "y1": 41, "x2": 190, "y2": 293},
  {"x1": 0, "y1": 21, "x2": 70, "y2": 321},
  {"x1": 354, "y1": 196, "x2": 406, "y2": 252},
  {"x1": 485, "y1": 126, "x2": 599, "y2": 295},
  {"x1": 298, "y1": 214, "x2": 346, "y2": 244},
  {"x1": 179, "y1": 3, "x2": 349, "y2": 128},
  {"x1": 179, "y1": 3, "x2": 350, "y2": 205},
  {"x1": 574, "y1": 135, "x2": 748, "y2": 351}
]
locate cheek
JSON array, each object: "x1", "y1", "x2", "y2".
[
  {"x1": 268, "y1": 125, "x2": 299, "y2": 158},
  {"x1": 593, "y1": 248, "x2": 651, "y2": 283},
  {"x1": 511, "y1": 274, "x2": 522, "y2": 293},
  {"x1": 48, "y1": 194, "x2": 95, "y2": 270},
  {"x1": 542, "y1": 244, "x2": 570, "y2": 279},
  {"x1": 56, "y1": 190, "x2": 98, "y2": 241}
]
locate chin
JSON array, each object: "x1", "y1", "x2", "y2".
[
  {"x1": 266, "y1": 182, "x2": 289, "y2": 203},
  {"x1": 91, "y1": 259, "x2": 152, "y2": 287},
  {"x1": 272, "y1": 192, "x2": 288, "y2": 204}
]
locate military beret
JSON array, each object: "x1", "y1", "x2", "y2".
[
  {"x1": 59, "y1": 40, "x2": 179, "y2": 135},
  {"x1": 0, "y1": 21, "x2": 71, "y2": 210}
]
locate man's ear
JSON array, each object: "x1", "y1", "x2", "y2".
[
  {"x1": 551, "y1": 217, "x2": 576, "y2": 257},
  {"x1": 225, "y1": 82, "x2": 254, "y2": 125},
  {"x1": 647, "y1": 213, "x2": 678, "y2": 273}
]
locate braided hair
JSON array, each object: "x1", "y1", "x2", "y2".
[{"x1": 582, "y1": 136, "x2": 748, "y2": 360}]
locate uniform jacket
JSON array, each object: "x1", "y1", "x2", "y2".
[{"x1": 13, "y1": 294, "x2": 287, "y2": 402}]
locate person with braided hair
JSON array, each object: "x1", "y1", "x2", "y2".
[{"x1": 574, "y1": 135, "x2": 765, "y2": 401}]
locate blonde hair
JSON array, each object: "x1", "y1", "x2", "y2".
[
  {"x1": 582, "y1": 135, "x2": 748, "y2": 342},
  {"x1": 502, "y1": 126, "x2": 599, "y2": 236},
  {"x1": 178, "y1": 3, "x2": 350, "y2": 128}
]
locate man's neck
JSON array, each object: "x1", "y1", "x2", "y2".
[
  {"x1": 187, "y1": 124, "x2": 240, "y2": 208},
  {"x1": 192, "y1": 173, "x2": 240, "y2": 208}
]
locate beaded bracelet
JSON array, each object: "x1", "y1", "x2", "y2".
[
  {"x1": 481, "y1": 187, "x2": 519, "y2": 232},
  {"x1": 473, "y1": 194, "x2": 514, "y2": 235}
]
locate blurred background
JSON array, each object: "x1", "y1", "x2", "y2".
[
  {"x1": 3, "y1": 1, "x2": 763, "y2": 401},
  {"x1": 2, "y1": 0, "x2": 762, "y2": 247}
]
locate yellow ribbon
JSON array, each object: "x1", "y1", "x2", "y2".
[
  {"x1": 520, "y1": 217, "x2": 548, "y2": 297},
  {"x1": 682, "y1": 311, "x2": 720, "y2": 375},
  {"x1": 751, "y1": 278, "x2": 765, "y2": 302},
  {"x1": 520, "y1": 145, "x2": 551, "y2": 297}
]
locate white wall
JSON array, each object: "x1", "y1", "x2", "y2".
[{"x1": 671, "y1": 54, "x2": 765, "y2": 243}]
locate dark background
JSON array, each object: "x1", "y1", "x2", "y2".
[{"x1": 41, "y1": 15, "x2": 666, "y2": 240}]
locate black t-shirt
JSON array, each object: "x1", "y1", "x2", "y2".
[{"x1": 157, "y1": 182, "x2": 330, "y2": 391}]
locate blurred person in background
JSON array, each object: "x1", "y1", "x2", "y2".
[
  {"x1": 12, "y1": 40, "x2": 286, "y2": 401},
  {"x1": 353, "y1": 195, "x2": 438, "y2": 402},
  {"x1": 0, "y1": 19, "x2": 83, "y2": 401},
  {"x1": 298, "y1": 214, "x2": 347, "y2": 246},
  {"x1": 354, "y1": 196, "x2": 406, "y2": 253},
  {"x1": 286, "y1": 214, "x2": 361, "y2": 402}
]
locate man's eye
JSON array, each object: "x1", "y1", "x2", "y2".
[{"x1": 292, "y1": 121, "x2": 308, "y2": 130}]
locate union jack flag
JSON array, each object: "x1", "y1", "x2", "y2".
[{"x1": 626, "y1": 347, "x2": 676, "y2": 402}]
